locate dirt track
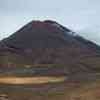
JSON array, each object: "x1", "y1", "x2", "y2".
[{"x1": 0, "y1": 76, "x2": 65, "y2": 84}]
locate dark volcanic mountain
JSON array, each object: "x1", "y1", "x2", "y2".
[
  {"x1": 1, "y1": 20, "x2": 75, "y2": 48},
  {"x1": 1, "y1": 20, "x2": 99, "y2": 50},
  {"x1": 1, "y1": 20, "x2": 100, "y2": 50},
  {"x1": 0, "y1": 20, "x2": 100, "y2": 76}
]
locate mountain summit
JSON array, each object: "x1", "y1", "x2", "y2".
[
  {"x1": 0, "y1": 20, "x2": 100, "y2": 75},
  {"x1": 1, "y1": 20, "x2": 77, "y2": 48},
  {"x1": 1, "y1": 20, "x2": 100, "y2": 53}
]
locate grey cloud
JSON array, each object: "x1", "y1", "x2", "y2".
[{"x1": 0, "y1": 0, "x2": 100, "y2": 44}]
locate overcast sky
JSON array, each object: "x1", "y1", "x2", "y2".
[{"x1": 0, "y1": 0, "x2": 100, "y2": 45}]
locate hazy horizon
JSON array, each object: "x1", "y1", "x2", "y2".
[{"x1": 0, "y1": 0, "x2": 100, "y2": 45}]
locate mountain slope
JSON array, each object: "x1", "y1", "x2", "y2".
[{"x1": 0, "y1": 20, "x2": 100, "y2": 78}]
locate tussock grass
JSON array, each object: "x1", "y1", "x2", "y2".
[
  {"x1": 0, "y1": 76, "x2": 66, "y2": 84},
  {"x1": 0, "y1": 80, "x2": 99, "y2": 100}
]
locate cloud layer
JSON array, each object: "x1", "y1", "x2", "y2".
[{"x1": 0, "y1": 0, "x2": 100, "y2": 44}]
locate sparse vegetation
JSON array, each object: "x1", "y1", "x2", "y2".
[{"x1": 0, "y1": 80, "x2": 99, "y2": 100}]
